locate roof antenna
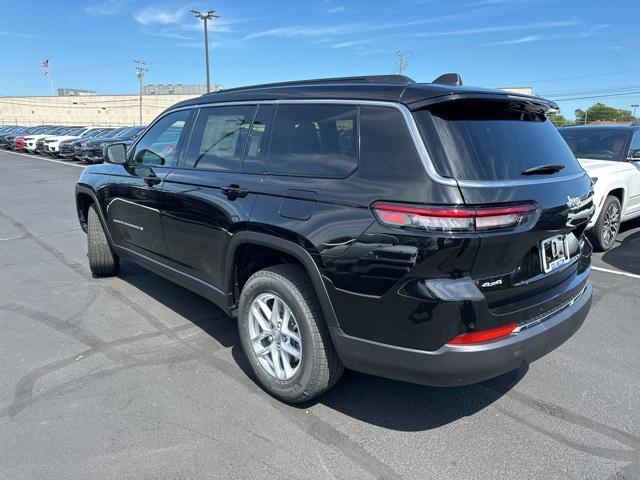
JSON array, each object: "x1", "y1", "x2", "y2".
[{"x1": 432, "y1": 73, "x2": 463, "y2": 87}]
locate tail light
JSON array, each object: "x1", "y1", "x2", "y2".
[
  {"x1": 447, "y1": 322, "x2": 517, "y2": 345},
  {"x1": 372, "y1": 203, "x2": 536, "y2": 232}
]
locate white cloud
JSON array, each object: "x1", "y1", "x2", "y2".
[
  {"x1": 132, "y1": 6, "x2": 186, "y2": 26},
  {"x1": 85, "y1": 0, "x2": 126, "y2": 16},
  {"x1": 487, "y1": 35, "x2": 541, "y2": 45},
  {"x1": 416, "y1": 20, "x2": 583, "y2": 37},
  {"x1": 243, "y1": 13, "x2": 469, "y2": 42},
  {"x1": 326, "y1": 5, "x2": 346, "y2": 13}
]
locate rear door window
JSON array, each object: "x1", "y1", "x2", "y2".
[
  {"x1": 185, "y1": 105, "x2": 256, "y2": 171},
  {"x1": 414, "y1": 99, "x2": 584, "y2": 181},
  {"x1": 268, "y1": 104, "x2": 358, "y2": 177}
]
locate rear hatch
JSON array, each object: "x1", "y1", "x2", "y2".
[{"x1": 413, "y1": 97, "x2": 594, "y2": 329}]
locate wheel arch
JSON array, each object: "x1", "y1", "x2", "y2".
[
  {"x1": 75, "y1": 184, "x2": 115, "y2": 246},
  {"x1": 225, "y1": 232, "x2": 340, "y2": 329}
]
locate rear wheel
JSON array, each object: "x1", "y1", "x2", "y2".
[
  {"x1": 238, "y1": 264, "x2": 343, "y2": 403},
  {"x1": 592, "y1": 195, "x2": 621, "y2": 251},
  {"x1": 87, "y1": 204, "x2": 119, "y2": 277}
]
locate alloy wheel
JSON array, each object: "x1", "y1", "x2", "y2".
[
  {"x1": 248, "y1": 293, "x2": 302, "y2": 381},
  {"x1": 602, "y1": 202, "x2": 620, "y2": 248}
]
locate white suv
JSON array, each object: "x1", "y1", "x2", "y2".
[{"x1": 559, "y1": 125, "x2": 640, "y2": 250}]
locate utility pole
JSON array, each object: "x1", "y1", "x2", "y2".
[
  {"x1": 632, "y1": 104, "x2": 639, "y2": 120},
  {"x1": 192, "y1": 10, "x2": 220, "y2": 93},
  {"x1": 395, "y1": 50, "x2": 412, "y2": 75},
  {"x1": 134, "y1": 60, "x2": 147, "y2": 125}
]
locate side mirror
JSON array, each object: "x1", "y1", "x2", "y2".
[
  {"x1": 630, "y1": 149, "x2": 640, "y2": 160},
  {"x1": 105, "y1": 143, "x2": 127, "y2": 164}
]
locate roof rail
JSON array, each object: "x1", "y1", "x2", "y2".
[
  {"x1": 205, "y1": 75, "x2": 415, "y2": 95},
  {"x1": 432, "y1": 73, "x2": 463, "y2": 87}
]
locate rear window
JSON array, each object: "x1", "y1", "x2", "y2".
[
  {"x1": 558, "y1": 128, "x2": 629, "y2": 161},
  {"x1": 268, "y1": 104, "x2": 358, "y2": 177},
  {"x1": 414, "y1": 99, "x2": 584, "y2": 181}
]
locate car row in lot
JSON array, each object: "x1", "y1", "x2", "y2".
[{"x1": 0, "y1": 124, "x2": 145, "y2": 163}]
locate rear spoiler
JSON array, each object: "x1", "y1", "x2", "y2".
[{"x1": 408, "y1": 93, "x2": 559, "y2": 116}]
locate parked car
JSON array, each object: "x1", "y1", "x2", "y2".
[
  {"x1": 42, "y1": 126, "x2": 89, "y2": 155},
  {"x1": 59, "y1": 128, "x2": 115, "y2": 159},
  {"x1": 559, "y1": 125, "x2": 640, "y2": 251},
  {"x1": 76, "y1": 74, "x2": 594, "y2": 402},
  {"x1": 75, "y1": 127, "x2": 133, "y2": 162},
  {"x1": 1, "y1": 126, "x2": 37, "y2": 149},
  {"x1": 83, "y1": 126, "x2": 146, "y2": 164},
  {"x1": 23, "y1": 126, "x2": 77, "y2": 153}
]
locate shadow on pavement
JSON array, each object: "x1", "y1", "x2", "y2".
[
  {"x1": 119, "y1": 261, "x2": 525, "y2": 432},
  {"x1": 600, "y1": 217, "x2": 640, "y2": 275}
]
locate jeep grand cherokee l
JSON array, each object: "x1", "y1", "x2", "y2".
[{"x1": 75, "y1": 74, "x2": 594, "y2": 402}]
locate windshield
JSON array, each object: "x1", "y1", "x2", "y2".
[
  {"x1": 105, "y1": 127, "x2": 128, "y2": 138},
  {"x1": 81, "y1": 129, "x2": 103, "y2": 138},
  {"x1": 118, "y1": 127, "x2": 144, "y2": 139},
  {"x1": 558, "y1": 128, "x2": 629, "y2": 161},
  {"x1": 414, "y1": 99, "x2": 584, "y2": 181},
  {"x1": 66, "y1": 127, "x2": 86, "y2": 136}
]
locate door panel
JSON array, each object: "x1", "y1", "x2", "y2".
[
  {"x1": 103, "y1": 108, "x2": 192, "y2": 259},
  {"x1": 160, "y1": 104, "x2": 270, "y2": 290},
  {"x1": 626, "y1": 132, "x2": 640, "y2": 214},
  {"x1": 105, "y1": 165, "x2": 171, "y2": 257},
  {"x1": 162, "y1": 170, "x2": 262, "y2": 287}
]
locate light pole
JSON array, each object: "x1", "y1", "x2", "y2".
[{"x1": 191, "y1": 10, "x2": 219, "y2": 93}]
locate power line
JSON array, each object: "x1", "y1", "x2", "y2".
[{"x1": 550, "y1": 90, "x2": 640, "y2": 102}]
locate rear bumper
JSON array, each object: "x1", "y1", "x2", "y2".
[{"x1": 331, "y1": 281, "x2": 591, "y2": 386}]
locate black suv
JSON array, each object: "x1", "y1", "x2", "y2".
[{"x1": 75, "y1": 75, "x2": 594, "y2": 402}]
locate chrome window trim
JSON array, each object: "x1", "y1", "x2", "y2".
[{"x1": 153, "y1": 99, "x2": 588, "y2": 188}]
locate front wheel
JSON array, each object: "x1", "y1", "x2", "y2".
[
  {"x1": 591, "y1": 195, "x2": 621, "y2": 251},
  {"x1": 87, "y1": 204, "x2": 119, "y2": 277},
  {"x1": 238, "y1": 264, "x2": 343, "y2": 403}
]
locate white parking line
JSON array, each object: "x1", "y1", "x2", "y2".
[
  {"x1": 592, "y1": 266, "x2": 640, "y2": 280},
  {"x1": 2, "y1": 150, "x2": 85, "y2": 169}
]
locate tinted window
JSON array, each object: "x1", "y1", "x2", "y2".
[
  {"x1": 186, "y1": 105, "x2": 255, "y2": 171},
  {"x1": 415, "y1": 100, "x2": 584, "y2": 181},
  {"x1": 268, "y1": 104, "x2": 358, "y2": 177},
  {"x1": 131, "y1": 109, "x2": 189, "y2": 167},
  {"x1": 559, "y1": 128, "x2": 630, "y2": 161},
  {"x1": 243, "y1": 105, "x2": 275, "y2": 174}
]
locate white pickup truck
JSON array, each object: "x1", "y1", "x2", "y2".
[{"x1": 559, "y1": 125, "x2": 640, "y2": 251}]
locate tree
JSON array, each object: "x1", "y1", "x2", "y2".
[
  {"x1": 574, "y1": 103, "x2": 637, "y2": 124},
  {"x1": 548, "y1": 113, "x2": 570, "y2": 127}
]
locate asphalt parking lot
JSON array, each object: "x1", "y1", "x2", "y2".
[{"x1": 1, "y1": 150, "x2": 639, "y2": 480}]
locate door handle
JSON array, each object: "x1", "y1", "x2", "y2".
[
  {"x1": 144, "y1": 175, "x2": 162, "y2": 187},
  {"x1": 222, "y1": 184, "x2": 249, "y2": 199}
]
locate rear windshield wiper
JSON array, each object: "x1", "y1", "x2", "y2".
[{"x1": 521, "y1": 164, "x2": 565, "y2": 175}]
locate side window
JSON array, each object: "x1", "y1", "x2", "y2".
[
  {"x1": 268, "y1": 104, "x2": 358, "y2": 177},
  {"x1": 243, "y1": 104, "x2": 275, "y2": 174},
  {"x1": 185, "y1": 105, "x2": 255, "y2": 171},
  {"x1": 131, "y1": 109, "x2": 190, "y2": 167},
  {"x1": 629, "y1": 132, "x2": 640, "y2": 159}
]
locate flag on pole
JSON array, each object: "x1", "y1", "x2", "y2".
[{"x1": 41, "y1": 59, "x2": 49, "y2": 68}]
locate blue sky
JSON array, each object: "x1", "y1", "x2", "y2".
[{"x1": 1, "y1": 0, "x2": 639, "y2": 119}]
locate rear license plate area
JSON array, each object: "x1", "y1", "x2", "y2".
[{"x1": 540, "y1": 234, "x2": 570, "y2": 273}]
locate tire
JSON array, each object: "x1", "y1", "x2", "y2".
[
  {"x1": 591, "y1": 195, "x2": 621, "y2": 252},
  {"x1": 238, "y1": 264, "x2": 343, "y2": 403},
  {"x1": 87, "y1": 204, "x2": 119, "y2": 277}
]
